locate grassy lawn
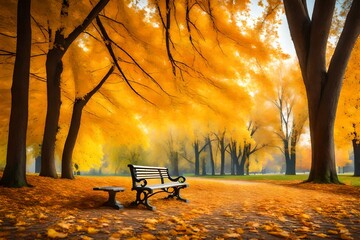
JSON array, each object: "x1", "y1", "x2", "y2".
[{"x1": 193, "y1": 173, "x2": 360, "y2": 186}]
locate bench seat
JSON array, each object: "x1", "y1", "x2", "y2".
[
  {"x1": 93, "y1": 186, "x2": 125, "y2": 209},
  {"x1": 135, "y1": 182, "x2": 189, "y2": 190}
]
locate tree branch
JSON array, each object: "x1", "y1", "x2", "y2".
[
  {"x1": 64, "y1": 0, "x2": 109, "y2": 50},
  {"x1": 283, "y1": 0, "x2": 311, "y2": 76},
  {"x1": 82, "y1": 65, "x2": 114, "y2": 103},
  {"x1": 95, "y1": 16, "x2": 154, "y2": 105}
]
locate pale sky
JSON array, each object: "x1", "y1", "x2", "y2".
[{"x1": 277, "y1": 0, "x2": 315, "y2": 56}]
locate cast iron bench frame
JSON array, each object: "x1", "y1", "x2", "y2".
[
  {"x1": 93, "y1": 186, "x2": 125, "y2": 209},
  {"x1": 128, "y1": 164, "x2": 189, "y2": 210}
]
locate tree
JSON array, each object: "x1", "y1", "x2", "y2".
[
  {"x1": 273, "y1": 85, "x2": 294, "y2": 174},
  {"x1": 165, "y1": 134, "x2": 180, "y2": 176},
  {"x1": 272, "y1": 83, "x2": 306, "y2": 175},
  {"x1": 353, "y1": 134, "x2": 360, "y2": 176},
  {"x1": 40, "y1": 0, "x2": 109, "y2": 178},
  {"x1": 234, "y1": 121, "x2": 266, "y2": 175},
  {"x1": 228, "y1": 139, "x2": 242, "y2": 175},
  {"x1": 0, "y1": 0, "x2": 31, "y2": 187},
  {"x1": 193, "y1": 139, "x2": 208, "y2": 176},
  {"x1": 61, "y1": 66, "x2": 114, "y2": 179},
  {"x1": 215, "y1": 130, "x2": 229, "y2": 175},
  {"x1": 206, "y1": 135, "x2": 216, "y2": 176},
  {"x1": 283, "y1": 0, "x2": 360, "y2": 183}
]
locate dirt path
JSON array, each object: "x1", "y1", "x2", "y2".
[{"x1": 1, "y1": 175, "x2": 360, "y2": 239}]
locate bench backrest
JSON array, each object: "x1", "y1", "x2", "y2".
[{"x1": 128, "y1": 164, "x2": 170, "y2": 188}]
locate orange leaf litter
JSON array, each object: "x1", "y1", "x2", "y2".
[{"x1": 1, "y1": 174, "x2": 360, "y2": 239}]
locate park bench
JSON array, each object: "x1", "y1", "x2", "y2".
[
  {"x1": 93, "y1": 186, "x2": 125, "y2": 209},
  {"x1": 128, "y1": 164, "x2": 189, "y2": 210}
]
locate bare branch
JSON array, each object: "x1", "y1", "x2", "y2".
[
  {"x1": 31, "y1": 15, "x2": 48, "y2": 40},
  {"x1": 109, "y1": 38, "x2": 170, "y2": 96},
  {"x1": 95, "y1": 16, "x2": 154, "y2": 105},
  {"x1": 0, "y1": 50, "x2": 15, "y2": 56},
  {"x1": 0, "y1": 32, "x2": 16, "y2": 38},
  {"x1": 82, "y1": 65, "x2": 115, "y2": 103}
]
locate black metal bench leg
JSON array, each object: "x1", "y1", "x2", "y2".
[
  {"x1": 103, "y1": 191, "x2": 123, "y2": 209},
  {"x1": 131, "y1": 190, "x2": 156, "y2": 210},
  {"x1": 166, "y1": 187, "x2": 189, "y2": 203}
]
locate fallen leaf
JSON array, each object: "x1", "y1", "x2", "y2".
[
  {"x1": 328, "y1": 229, "x2": 338, "y2": 235},
  {"x1": 38, "y1": 213, "x2": 47, "y2": 220},
  {"x1": 87, "y1": 227, "x2": 99, "y2": 234},
  {"x1": 141, "y1": 232, "x2": 157, "y2": 240},
  {"x1": 80, "y1": 236, "x2": 93, "y2": 240},
  {"x1": 57, "y1": 222, "x2": 71, "y2": 230},
  {"x1": 47, "y1": 229, "x2": 68, "y2": 239},
  {"x1": 5, "y1": 214, "x2": 16, "y2": 219},
  {"x1": 336, "y1": 222, "x2": 346, "y2": 228},
  {"x1": 144, "y1": 223, "x2": 156, "y2": 230},
  {"x1": 144, "y1": 218, "x2": 158, "y2": 224},
  {"x1": 300, "y1": 214, "x2": 311, "y2": 220},
  {"x1": 313, "y1": 233, "x2": 328, "y2": 238},
  {"x1": 223, "y1": 233, "x2": 241, "y2": 238},
  {"x1": 269, "y1": 230, "x2": 290, "y2": 238},
  {"x1": 15, "y1": 221, "x2": 27, "y2": 226},
  {"x1": 340, "y1": 234, "x2": 354, "y2": 240}
]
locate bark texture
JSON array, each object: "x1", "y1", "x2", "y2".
[
  {"x1": 207, "y1": 136, "x2": 215, "y2": 175},
  {"x1": 353, "y1": 138, "x2": 360, "y2": 176},
  {"x1": 194, "y1": 141, "x2": 200, "y2": 176},
  {"x1": 0, "y1": 0, "x2": 31, "y2": 187}
]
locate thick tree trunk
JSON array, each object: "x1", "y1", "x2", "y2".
[
  {"x1": 201, "y1": 156, "x2": 206, "y2": 175},
  {"x1": 208, "y1": 137, "x2": 215, "y2": 175},
  {"x1": 205, "y1": 136, "x2": 215, "y2": 176},
  {"x1": 61, "y1": 101, "x2": 85, "y2": 179},
  {"x1": 194, "y1": 141, "x2": 200, "y2": 176},
  {"x1": 40, "y1": 51, "x2": 62, "y2": 178},
  {"x1": 290, "y1": 126, "x2": 298, "y2": 175},
  {"x1": 284, "y1": 139, "x2": 295, "y2": 175},
  {"x1": 169, "y1": 151, "x2": 179, "y2": 176},
  {"x1": 229, "y1": 141, "x2": 240, "y2": 175},
  {"x1": 220, "y1": 139, "x2": 226, "y2": 175},
  {"x1": 238, "y1": 148, "x2": 246, "y2": 175},
  {"x1": 230, "y1": 158, "x2": 235, "y2": 175},
  {"x1": 245, "y1": 154, "x2": 250, "y2": 175},
  {"x1": 353, "y1": 138, "x2": 360, "y2": 176},
  {"x1": 0, "y1": 0, "x2": 31, "y2": 187},
  {"x1": 307, "y1": 110, "x2": 340, "y2": 183}
]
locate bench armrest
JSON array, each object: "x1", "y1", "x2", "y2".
[
  {"x1": 169, "y1": 176, "x2": 186, "y2": 183},
  {"x1": 135, "y1": 178, "x2": 148, "y2": 187}
]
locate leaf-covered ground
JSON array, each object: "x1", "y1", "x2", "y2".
[{"x1": 1, "y1": 175, "x2": 360, "y2": 239}]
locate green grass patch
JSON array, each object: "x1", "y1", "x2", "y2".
[
  {"x1": 193, "y1": 173, "x2": 360, "y2": 186},
  {"x1": 192, "y1": 174, "x2": 309, "y2": 181},
  {"x1": 338, "y1": 175, "x2": 360, "y2": 186}
]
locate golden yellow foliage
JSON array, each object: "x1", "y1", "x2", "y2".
[{"x1": 335, "y1": 38, "x2": 360, "y2": 154}]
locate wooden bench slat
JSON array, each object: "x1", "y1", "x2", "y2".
[
  {"x1": 145, "y1": 182, "x2": 189, "y2": 190},
  {"x1": 131, "y1": 165, "x2": 167, "y2": 170}
]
